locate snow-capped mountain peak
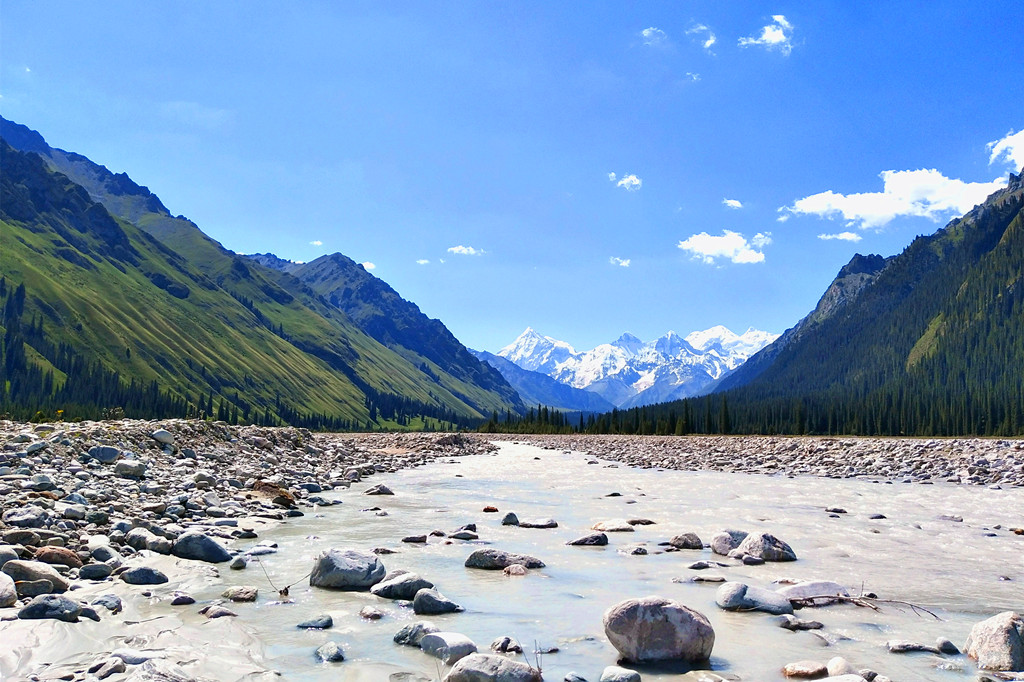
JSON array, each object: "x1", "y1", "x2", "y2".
[{"x1": 496, "y1": 325, "x2": 779, "y2": 408}]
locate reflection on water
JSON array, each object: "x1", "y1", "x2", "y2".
[{"x1": 208, "y1": 442, "x2": 1023, "y2": 681}]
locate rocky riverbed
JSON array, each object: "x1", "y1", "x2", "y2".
[
  {"x1": 493, "y1": 434, "x2": 1024, "y2": 488},
  {"x1": 1, "y1": 421, "x2": 1022, "y2": 681}
]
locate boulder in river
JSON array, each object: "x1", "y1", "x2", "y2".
[
  {"x1": 420, "y1": 631, "x2": 478, "y2": 665},
  {"x1": 413, "y1": 587, "x2": 462, "y2": 615},
  {"x1": 465, "y1": 548, "x2": 544, "y2": 570},
  {"x1": 171, "y1": 531, "x2": 232, "y2": 563},
  {"x1": 602, "y1": 595, "x2": 715, "y2": 663},
  {"x1": 964, "y1": 611, "x2": 1024, "y2": 671},
  {"x1": 18, "y1": 594, "x2": 83, "y2": 622},
  {"x1": 716, "y1": 581, "x2": 793, "y2": 615},
  {"x1": 734, "y1": 532, "x2": 797, "y2": 562},
  {"x1": 710, "y1": 529, "x2": 748, "y2": 555},
  {"x1": 668, "y1": 532, "x2": 703, "y2": 550},
  {"x1": 394, "y1": 620, "x2": 439, "y2": 646},
  {"x1": 371, "y1": 571, "x2": 434, "y2": 600},
  {"x1": 309, "y1": 548, "x2": 386, "y2": 590},
  {"x1": 443, "y1": 653, "x2": 542, "y2": 682},
  {"x1": 567, "y1": 532, "x2": 608, "y2": 546}
]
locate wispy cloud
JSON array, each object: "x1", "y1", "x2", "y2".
[
  {"x1": 781, "y1": 168, "x2": 1006, "y2": 229},
  {"x1": 739, "y1": 15, "x2": 794, "y2": 55},
  {"x1": 988, "y1": 129, "x2": 1024, "y2": 169},
  {"x1": 609, "y1": 172, "x2": 642, "y2": 191},
  {"x1": 640, "y1": 27, "x2": 667, "y2": 47},
  {"x1": 309, "y1": 240, "x2": 323, "y2": 246},
  {"x1": 722, "y1": 198, "x2": 743, "y2": 209},
  {"x1": 159, "y1": 100, "x2": 233, "y2": 129},
  {"x1": 448, "y1": 245, "x2": 485, "y2": 256},
  {"x1": 609, "y1": 256, "x2": 631, "y2": 268},
  {"x1": 678, "y1": 230, "x2": 771, "y2": 264},
  {"x1": 361, "y1": 262, "x2": 375, "y2": 270},
  {"x1": 416, "y1": 259, "x2": 430, "y2": 265},
  {"x1": 818, "y1": 231, "x2": 863, "y2": 242},
  {"x1": 685, "y1": 23, "x2": 716, "y2": 51}
]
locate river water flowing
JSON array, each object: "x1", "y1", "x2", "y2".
[{"x1": 68, "y1": 441, "x2": 1024, "y2": 681}]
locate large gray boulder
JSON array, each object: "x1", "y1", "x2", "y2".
[
  {"x1": 668, "y1": 532, "x2": 703, "y2": 550},
  {"x1": 420, "y1": 632, "x2": 478, "y2": 665},
  {"x1": 370, "y1": 571, "x2": 434, "y2": 600},
  {"x1": 413, "y1": 587, "x2": 462, "y2": 615},
  {"x1": 171, "y1": 532, "x2": 232, "y2": 563},
  {"x1": 0, "y1": 571, "x2": 17, "y2": 607},
  {"x1": 465, "y1": 549, "x2": 544, "y2": 570},
  {"x1": 965, "y1": 611, "x2": 1024, "y2": 671},
  {"x1": 602, "y1": 595, "x2": 715, "y2": 663},
  {"x1": 710, "y1": 529, "x2": 747, "y2": 555},
  {"x1": 2, "y1": 560, "x2": 70, "y2": 593},
  {"x1": 734, "y1": 532, "x2": 797, "y2": 561},
  {"x1": 394, "y1": 620, "x2": 440, "y2": 646},
  {"x1": 716, "y1": 581, "x2": 793, "y2": 615},
  {"x1": 309, "y1": 548, "x2": 385, "y2": 590},
  {"x1": 18, "y1": 594, "x2": 82, "y2": 622},
  {"x1": 443, "y1": 653, "x2": 542, "y2": 682}
]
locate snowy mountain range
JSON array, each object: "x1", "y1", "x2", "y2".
[{"x1": 495, "y1": 326, "x2": 778, "y2": 408}]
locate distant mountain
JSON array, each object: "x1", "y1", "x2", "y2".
[
  {"x1": 0, "y1": 116, "x2": 522, "y2": 426},
  {"x1": 496, "y1": 326, "x2": 778, "y2": 408},
  {"x1": 471, "y1": 350, "x2": 616, "y2": 413}
]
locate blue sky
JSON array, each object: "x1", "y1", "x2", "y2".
[{"x1": 3, "y1": 2, "x2": 1023, "y2": 352}]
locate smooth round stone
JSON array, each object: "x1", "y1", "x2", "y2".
[
  {"x1": 120, "y1": 566, "x2": 169, "y2": 585},
  {"x1": 600, "y1": 666, "x2": 641, "y2": 682},
  {"x1": 297, "y1": 614, "x2": 334, "y2": 629},
  {"x1": 222, "y1": 585, "x2": 258, "y2": 602},
  {"x1": 18, "y1": 594, "x2": 82, "y2": 622},
  {"x1": 315, "y1": 641, "x2": 345, "y2": 662},
  {"x1": 412, "y1": 587, "x2": 462, "y2": 615},
  {"x1": 80, "y1": 563, "x2": 114, "y2": 580},
  {"x1": 394, "y1": 620, "x2": 439, "y2": 646}
]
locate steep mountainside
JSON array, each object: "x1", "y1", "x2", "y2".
[
  {"x1": 471, "y1": 350, "x2": 615, "y2": 413},
  {"x1": 248, "y1": 252, "x2": 524, "y2": 416},
  {"x1": 716, "y1": 253, "x2": 892, "y2": 391},
  {"x1": 706, "y1": 169, "x2": 1024, "y2": 435},
  {"x1": 0, "y1": 118, "x2": 522, "y2": 425},
  {"x1": 497, "y1": 326, "x2": 778, "y2": 408}
]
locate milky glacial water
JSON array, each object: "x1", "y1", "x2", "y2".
[{"x1": 134, "y1": 442, "x2": 1024, "y2": 681}]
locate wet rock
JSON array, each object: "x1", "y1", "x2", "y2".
[
  {"x1": 603, "y1": 595, "x2": 715, "y2": 663},
  {"x1": 364, "y1": 483, "x2": 394, "y2": 495},
  {"x1": 315, "y1": 641, "x2": 345, "y2": 662},
  {"x1": 120, "y1": 566, "x2": 169, "y2": 585},
  {"x1": 360, "y1": 605, "x2": 384, "y2": 619},
  {"x1": 413, "y1": 587, "x2": 462, "y2": 615},
  {"x1": 449, "y1": 530, "x2": 479, "y2": 540},
  {"x1": 776, "y1": 580, "x2": 850, "y2": 605},
  {"x1": 591, "y1": 519, "x2": 634, "y2": 532},
  {"x1": 886, "y1": 640, "x2": 940, "y2": 654},
  {"x1": 18, "y1": 593, "x2": 82, "y2": 622},
  {"x1": 0, "y1": 571, "x2": 16, "y2": 607},
  {"x1": 716, "y1": 581, "x2": 794, "y2": 615},
  {"x1": 710, "y1": 529, "x2": 748, "y2": 555},
  {"x1": 222, "y1": 585, "x2": 258, "y2": 602},
  {"x1": 171, "y1": 531, "x2": 232, "y2": 563},
  {"x1": 297, "y1": 614, "x2": 333, "y2": 629},
  {"x1": 2, "y1": 559, "x2": 69, "y2": 593},
  {"x1": 519, "y1": 518, "x2": 558, "y2": 529},
  {"x1": 403, "y1": 535, "x2": 428, "y2": 544},
  {"x1": 599, "y1": 666, "x2": 640, "y2": 682},
  {"x1": 92, "y1": 594, "x2": 122, "y2": 613},
  {"x1": 80, "y1": 563, "x2": 114, "y2": 580},
  {"x1": 667, "y1": 532, "x2": 703, "y2": 550},
  {"x1": 776, "y1": 614, "x2": 824, "y2": 631},
  {"x1": 371, "y1": 572, "x2": 434, "y2": 600},
  {"x1": 394, "y1": 620, "x2": 439, "y2": 646},
  {"x1": 170, "y1": 593, "x2": 195, "y2": 606},
  {"x1": 965, "y1": 611, "x2": 1024, "y2": 671},
  {"x1": 465, "y1": 549, "x2": 544, "y2": 570},
  {"x1": 782, "y1": 660, "x2": 828, "y2": 677},
  {"x1": 734, "y1": 532, "x2": 797, "y2": 561},
  {"x1": 229, "y1": 556, "x2": 247, "y2": 570},
  {"x1": 501, "y1": 512, "x2": 520, "y2": 526},
  {"x1": 825, "y1": 657, "x2": 858, "y2": 676},
  {"x1": 91, "y1": 657, "x2": 127, "y2": 679},
  {"x1": 199, "y1": 604, "x2": 238, "y2": 618},
  {"x1": 310, "y1": 548, "x2": 386, "y2": 590},
  {"x1": 566, "y1": 532, "x2": 608, "y2": 546},
  {"x1": 490, "y1": 636, "x2": 523, "y2": 654},
  {"x1": 503, "y1": 564, "x2": 528, "y2": 576},
  {"x1": 444, "y1": 653, "x2": 543, "y2": 682},
  {"x1": 420, "y1": 631, "x2": 478, "y2": 665},
  {"x1": 936, "y1": 637, "x2": 960, "y2": 655}
]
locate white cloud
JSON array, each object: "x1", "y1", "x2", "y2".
[
  {"x1": 447, "y1": 245, "x2": 485, "y2": 256},
  {"x1": 988, "y1": 129, "x2": 1024, "y2": 169},
  {"x1": 684, "y1": 72, "x2": 701, "y2": 82},
  {"x1": 818, "y1": 231, "x2": 863, "y2": 242},
  {"x1": 416, "y1": 259, "x2": 430, "y2": 265},
  {"x1": 609, "y1": 256, "x2": 631, "y2": 268},
  {"x1": 739, "y1": 15, "x2": 794, "y2": 55},
  {"x1": 309, "y1": 240, "x2": 323, "y2": 246},
  {"x1": 361, "y1": 262, "x2": 375, "y2": 270},
  {"x1": 722, "y1": 198, "x2": 743, "y2": 209},
  {"x1": 685, "y1": 23, "x2": 716, "y2": 51},
  {"x1": 781, "y1": 168, "x2": 1006, "y2": 229},
  {"x1": 677, "y1": 230, "x2": 770, "y2": 264},
  {"x1": 610, "y1": 173, "x2": 642, "y2": 191},
  {"x1": 641, "y1": 27, "x2": 667, "y2": 47}
]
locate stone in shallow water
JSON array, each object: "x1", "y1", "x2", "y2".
[
  {"x1": 603, "y1": 595, "x2": 715, "y2": 663},
  {"x1": 393, "y1": 620, "x2": 439, "y2": 646},
  {"x1": 18, "y1": 594, "x2": 82, "y2": 622},
  {"x1": 464, "y1": 548, "x2": 544, "y2": 570},
  {"x1": 297, "y1": 614, "x2": 333, "y2": 629},
  {"x1": 315, "y1": 641, "x2": 345, "y2": 662},
  {"x1": 964, "y1": 611, "x2": 1024, "y2": 671},
  {"x1": 413, "y1": 587, "x2": 461, "y2": 615},
  {"x1": 716, "y1": 582, "x2": 793, "y2": 615},
  {"x1": 120, "y1": 566, "x2": 169, "y2": 585},
  {"x1": 309, "y1": 548, "x2": 385, "y2": 590}
]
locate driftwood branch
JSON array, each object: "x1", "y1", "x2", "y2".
[{"x1": 789, "y1": 594, "x2": 942, "y2": 620}]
